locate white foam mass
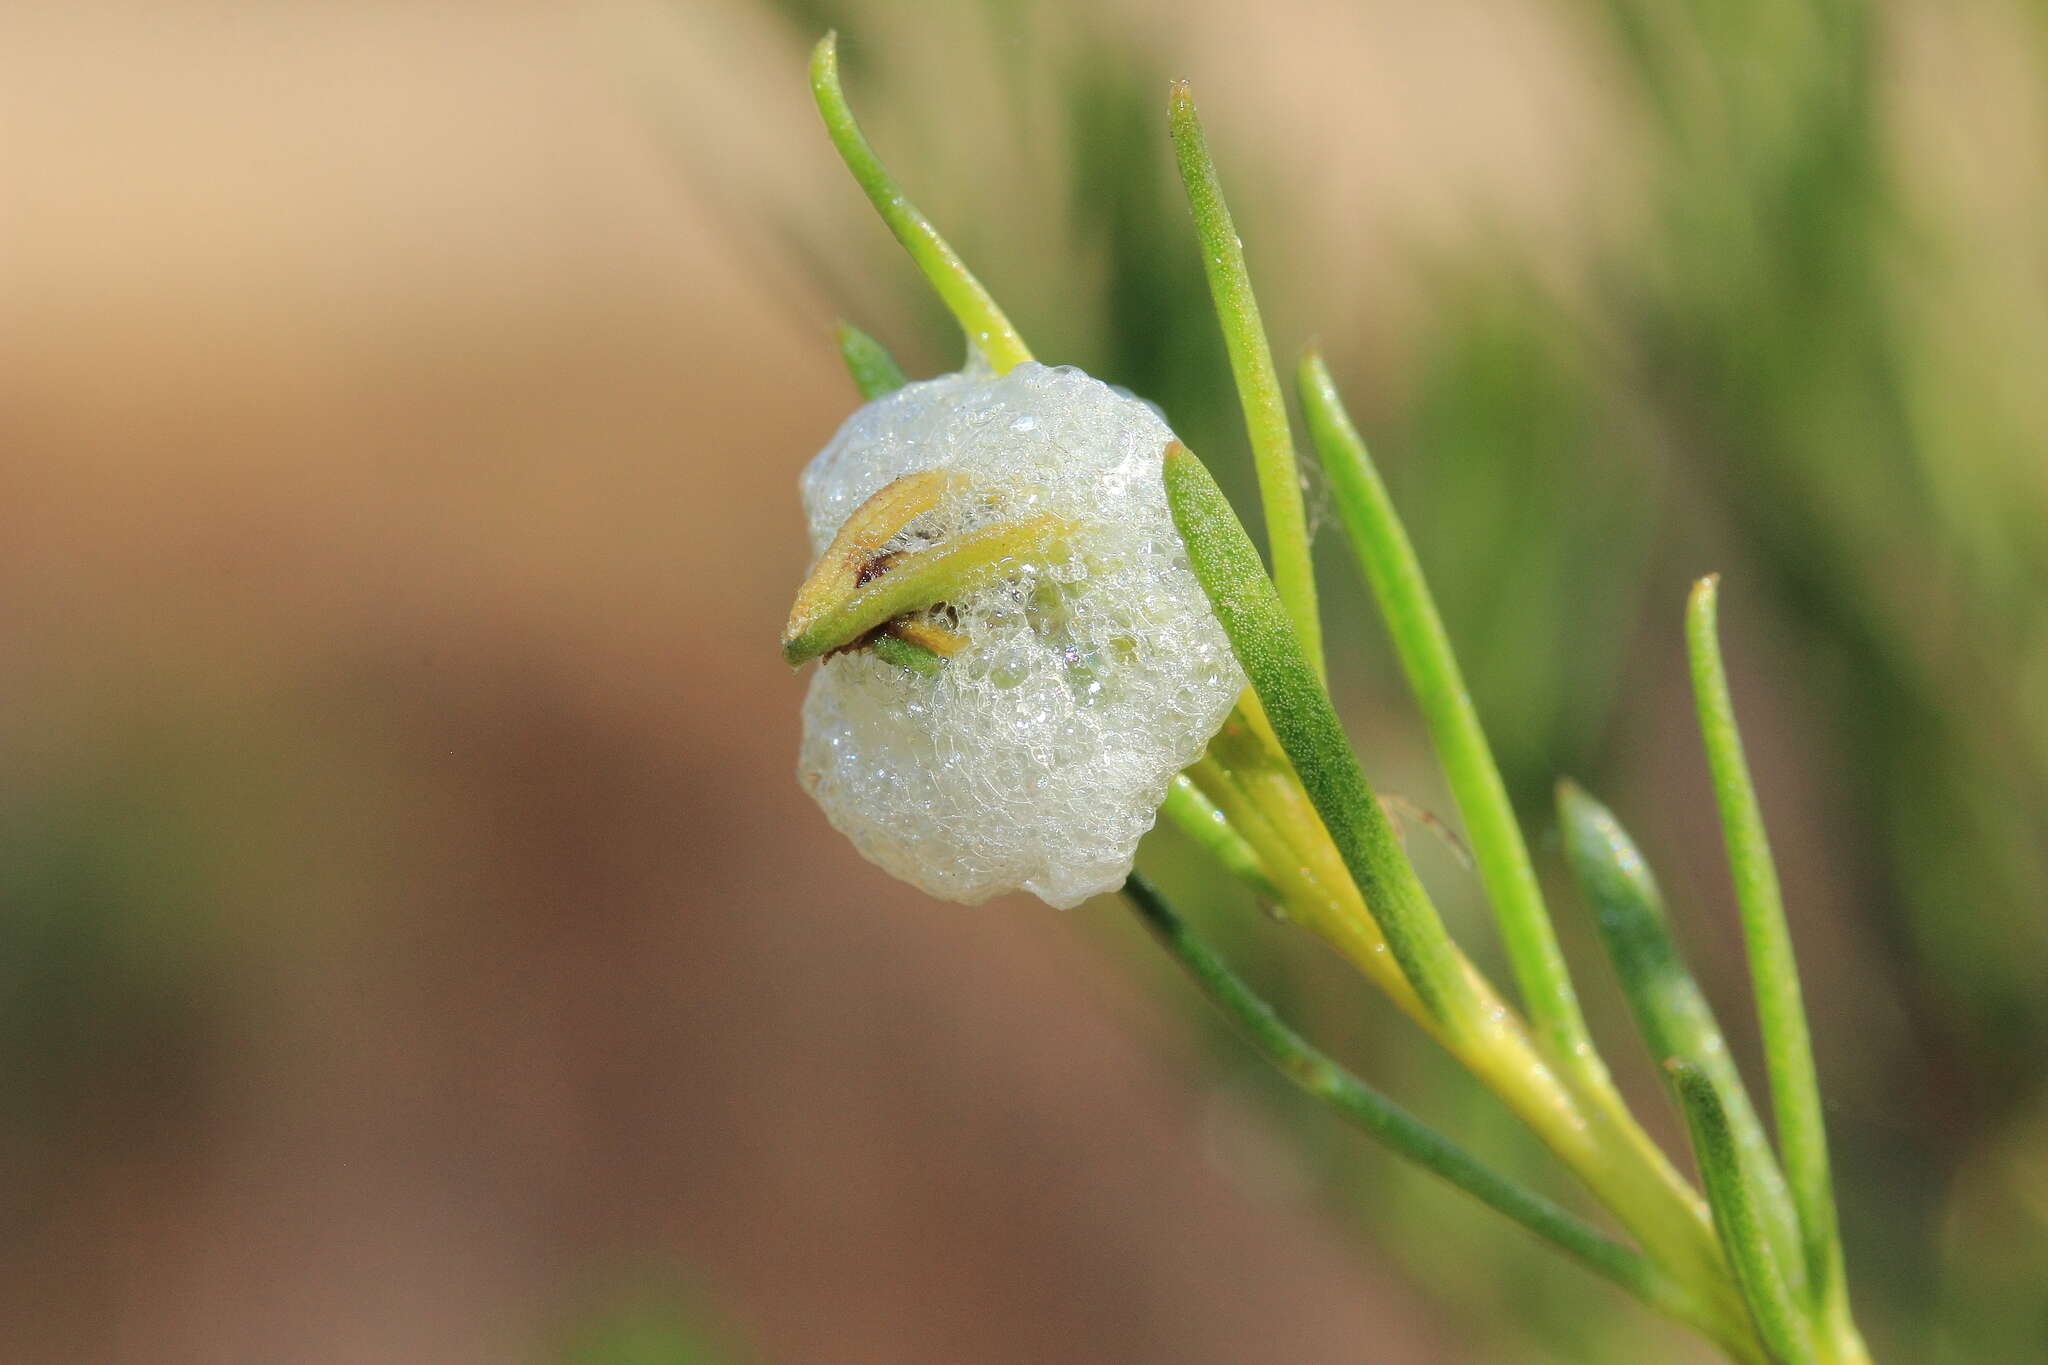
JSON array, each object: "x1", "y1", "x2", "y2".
[{"x1": 797, "y1": 362, "x2": 1245, "y2": 908}]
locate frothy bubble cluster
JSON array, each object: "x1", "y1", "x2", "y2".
[{"x1": 797, "y1": 362, "x2": 1245, "y2": 908}]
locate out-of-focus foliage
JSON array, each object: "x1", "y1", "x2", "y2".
[
  {"x1": 551, "y1": 1283, "x2": 742, "y2": 1365},
  {"x1": 0, "y1": 760, "x2": 217, "y2": 1161},
  {"x1": 1584, "y1": 0, "x2": 2048, "y2": 1070}
]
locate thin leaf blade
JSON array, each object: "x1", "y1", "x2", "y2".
[
  {"x1": 1169, "y1": 83, "x2": 1322, "y2": 678},
  {"x1": 1298, "y1": 348, "x2": 1597, "y2": 1073},
  {"x1": 1669, "y1": 1059, "x2": 1819, "y2": 1365},
  {"x1": 810, "y1": 33, "x2": 1032, "y2": 374},
  {"x1": 1688, "y1": 576, "x2": 1845, "y2": 1318},
  {"x1": 1558, "y1": 779, "x2": 1807, "y2": 1300}
]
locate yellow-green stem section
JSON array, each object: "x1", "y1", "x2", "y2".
[
  {"x1": 1188, "y1": 700, "x2": 1758, "y2": 1360},
  {"x1": 810, "y1": 33, "x2": 1033, "y2": 374}
]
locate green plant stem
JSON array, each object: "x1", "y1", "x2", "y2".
[
  {"x1": 1687, "y1": 576, "x2": 1852, "y2": 1345},
  {"x1": 1169, "y1": 83, "x2": 1322, "y2": 679},
  {"x1": 1158, "y1": 773, "x2": 1276, "y2": 900},
  {"x1": 1558, "y1": 779, "x2": 1807, "y2": 1302},
  {"x1": 1670, "y1": 1060, "x2": 1819, "y2": 1365},
  {"x1": 1123, "y1": 871, "x2": 1699, "y2": 1321},
  {"x1": 1164, "y1": 441, "x2": 1469, "y2": 1030},
  {"x1": 1187, "y1": 720, "x2": 1423, "y2": 1022},
  {"x1": 1298, "y1": 349, "x2": 1600, "y2": 1082},
  {"x1": 1164, "y1": 441, "x2": 1760, "y2": 1357},
  {"x1": 811, "y1": 33, "x2": 1033, "y2": 374},
  {"x1": 835, "y1": 320, "x2": 910, "y2": 399}
]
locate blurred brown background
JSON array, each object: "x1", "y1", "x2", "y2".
[{"x1": 3, "y1": 2, "x2": 2044, "y2": 1362}]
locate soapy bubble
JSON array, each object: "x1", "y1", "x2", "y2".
[{"x1": 797, "y1": 363, "x2": 1245, "y2": 908}]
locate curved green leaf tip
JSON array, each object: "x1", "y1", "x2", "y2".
[
  {"x1": 835, "y1": 321, "x2": 909, "y2": 400},
  {"x1": 810, "y1": 33, "x2": 1033, "y2": 374}
]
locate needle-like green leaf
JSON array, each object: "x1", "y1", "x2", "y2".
[
  {"x1": 835, "y1": 320, "x2": 910, "y2": 399},
  {"x1": 811, "y1": 33, "x2": 1033, "y2": 374},
  {"x1": 1688, "y1": 576, "x2": 1845, "y2": 1319},
  {"x1": 1669, "y1": 1060, "x2": 1819, "y2": 1365},
  {"x1": 1558, "y1": 779, "x2": 1806, "y2": 1302},
  {"x1": 1169, "y1": 83, "x2": 1322, "y2": 679},
  {"x1": 1124, "y1": 871, "x2": 1692, "y2": 1318},
  {"x1": 1161, "y1": 441, "x2": 1471, "y2": 1031},
  {"x1": 1299, "y1": 348, "x2": 1597, "y2": 1074}
]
